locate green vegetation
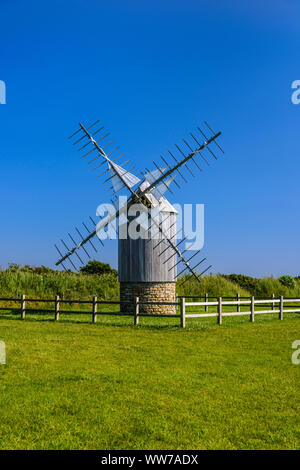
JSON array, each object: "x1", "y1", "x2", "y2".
[
  {"x1": 221, "y1": 273, "x2": 300, "y2": 298},
  {"x1": 1, "y1": 264, "x2": 300, "y2": 301},
  {"x1": 0, "y1": 264, "x2": 299, "y2": 449},
  {"x1": 0, "y1": 265, "x2": 119, "y2": 300},
  {"x1": 177, "y1": 274, "x2": 250, "y2": 297},
  {"x1": 0, "y1": 314, "x2": 299, "y2": 449},
  {"x1": 79, "y1": 260, "x2": 118, "y2": 276},
  {"x1": 279, "y1": 275, "x2": 296, "y2": 290}
]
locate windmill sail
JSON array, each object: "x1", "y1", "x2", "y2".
[
  {"x1": 55, "y1": 119, "x2": 224, "y2": 278},
  {"x1": 144, "y1": 167, "x2": 167, "y2": 184},
  {"x1": 141, "y1": 129, "x2": 222, "y2": 201},
  {"x1": 150, "y1": 175, "x2": 176, "y2": 201},
  {"x1": 69, "y1": 121, "x2": 141, "y2": 196},
  {"x1": 108, "y1": 161, "x2": 140, "y2": 193}
]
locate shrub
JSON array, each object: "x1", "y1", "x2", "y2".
[
  {"x1": 221, "y1": 274, "x2": 259, "y2": 293},
  {"x1": 79, "y1": 260, "x2": 118, "y2": 276},
  {"x1": 279, "y1": 275, "x2": 295, "y2": 290},
  {"x1": 0, "y1": 265, "x2": 119, "y2": 300},
  {"x1": 177, "y1": 274, "x2": 250, "y2": 298}
]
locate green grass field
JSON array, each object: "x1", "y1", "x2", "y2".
[{"x1": 0, "y1": 312, "x2": 299, "y2": 450}]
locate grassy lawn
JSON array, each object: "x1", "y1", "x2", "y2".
[{"x1": 0, "y1": 312, "x2": 299, "y2": 450}]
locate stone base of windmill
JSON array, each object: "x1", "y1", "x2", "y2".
[{"x1": 120, "y1": 282, "x2": 176, "y2": 315}]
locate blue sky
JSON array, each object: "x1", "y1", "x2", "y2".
[{"x1": 0, "y1": 0, "x2": 299, "y2": 276}]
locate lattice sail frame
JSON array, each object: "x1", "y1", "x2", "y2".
[{"x1": 54, "y1": 120, "x2": 224, "y2": 284}]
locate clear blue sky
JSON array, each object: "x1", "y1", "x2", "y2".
[{"x1": 1, "y1": 0, "x2": 299, "y2": 277}]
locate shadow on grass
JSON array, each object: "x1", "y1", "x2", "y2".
[
  {"x1": 0, "y1": 311, "x2": 299, "y2": 332},
  {"x1": 0, "y1": 311, "x2": 184, "y2": 330}
]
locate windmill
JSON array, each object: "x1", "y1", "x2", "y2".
[{"x1": 54, "y1": 120, "x2": 224, "y2": 314}]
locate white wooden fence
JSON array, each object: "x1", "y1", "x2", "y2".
[
  {"x1": 179, "y1": 296, "x2": 300, "y2": 328},
  {"x1": 0, "y1": 294, "x2": 299, "y2": 328}
]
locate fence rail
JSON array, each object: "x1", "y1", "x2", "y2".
[{"x1": 0, "y1": 294, "x2": 299, "y2": 328}]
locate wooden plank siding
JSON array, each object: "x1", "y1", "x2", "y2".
[{"x1": 118, "y1": 212, "x2": 177, "y2": 282}]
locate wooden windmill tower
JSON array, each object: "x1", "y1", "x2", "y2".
[
  {"x1": 55, "y1": 120, "x2": 224, "y2": 313},
  {"x1": 118, "y1": 180, "x2": 178, "y2": 314}
]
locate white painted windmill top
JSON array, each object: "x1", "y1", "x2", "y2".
[{"x1": 138, "y1": 181, "x2": 178, "y2": 214}]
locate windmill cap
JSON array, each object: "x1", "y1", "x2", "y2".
[{"x1": 137, "y1": 181, "x2": 178, "y2": 214}]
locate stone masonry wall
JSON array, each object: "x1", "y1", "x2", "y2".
[{"x1": 120, "y1": 282, "x2": 176, "y2": 315}]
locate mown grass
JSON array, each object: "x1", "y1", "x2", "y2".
[
  {"x1": 0, "y1": 312, "x2": 299, "y2": 450},
  {"x1": 1, "y1": 269, "x2": 299, "y2": 449}
]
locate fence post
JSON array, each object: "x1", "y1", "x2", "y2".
[
  {"x1": 218, "y1": 297, "x2": 222, "y2": 325},
  {"x1": 134, "y1": 296, "x2": 139, "y2": 325},
  {"x1": 237, "y1": 293, "x2": 240, "y2": 312},
  {"x1": 92, "y1": 296, "x2": 97, "y2": 324},
  {"x1": 21, "y1": 294, "x2": 26, "y2": 319},
  {"x1": 251, "y1": 296, "x2": 255, "y2": 322},
  {"x1": 205, "y1": 293, "x2": 208, "y2": 312},
  {"x1": 272, "y1": 293, "x2": 275, "y2": 311},
  {"x1": 180, "y1": 297, "x2": 186, "y2": 328},
  {"x1": 55, "y1": 295, "x2": 60, "y2": 321},
  {"x1": 279, "y1": 295, "x2": 283, "y2": 320}
]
